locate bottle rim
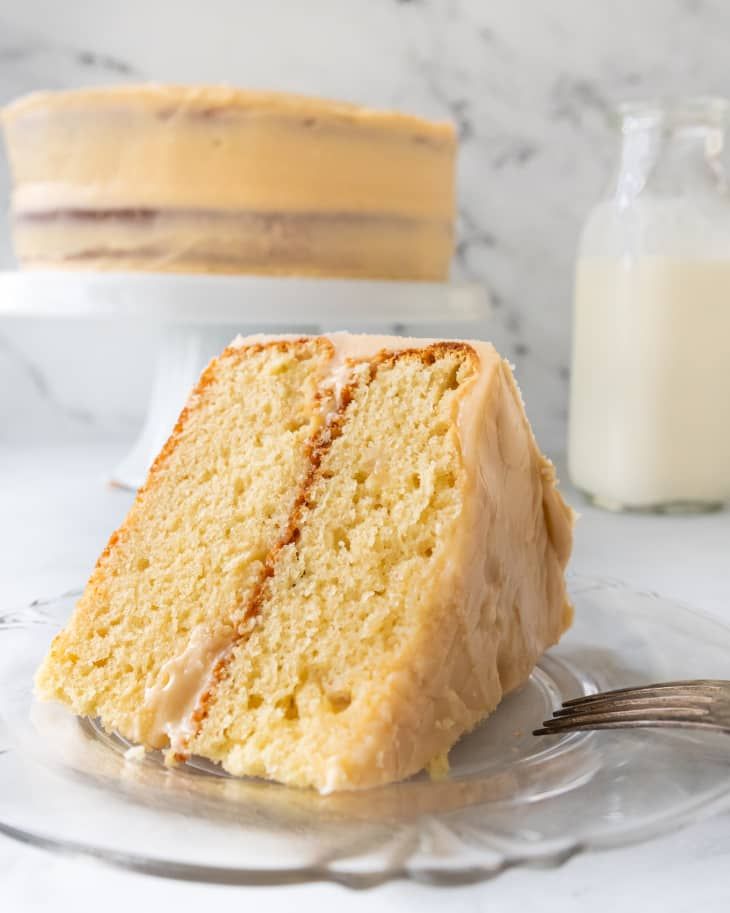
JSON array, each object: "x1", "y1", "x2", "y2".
[{"x1": 614, "y1": 96, "x2": 730, "y2": 131}]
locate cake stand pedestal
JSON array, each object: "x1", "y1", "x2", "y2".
[{"x1": 0, "y1": 271, "x2": 490, "y2": 489}]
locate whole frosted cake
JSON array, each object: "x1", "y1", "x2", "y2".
[
  {"x1": 36, "y1": 333, "x2": 574, "y2": 792},
  {"x1": 2, "y1": 86, "x2": 456, "y2": 279}
]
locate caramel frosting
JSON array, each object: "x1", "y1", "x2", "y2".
[
  {"x1": 2, "y1": 85, "x2": 456, "y2": 278},
  {"x1": 134, "y1": 623, "x2": 232, "y2": 754},
  {"x1": 130, "y1": 333, "x2": 574, "y2": 782},
  {"x1": 4, "y1": 86, "x2": 454, "y2": 215},
  {"x1": 311, "y1": 333, "x2": 574, "y2": 791}
]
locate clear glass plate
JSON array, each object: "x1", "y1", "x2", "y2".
[{"x1": 1, "y1": 576, "x2": 729, "y2": 887}]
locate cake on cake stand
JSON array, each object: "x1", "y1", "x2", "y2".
[{"x1": 0, "y1": 270, "x2": 489, "y2": 489}]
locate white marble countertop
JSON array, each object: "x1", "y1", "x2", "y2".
[{"x1": 2, "y1": 438, "x2": 730, "y2": 912}]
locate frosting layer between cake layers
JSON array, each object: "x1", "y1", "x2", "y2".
[{"x1": 2, "y1": 86, "x2": 456, "y2": 278}]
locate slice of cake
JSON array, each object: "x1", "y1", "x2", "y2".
[
  {"x1": 1, "y1": 85, "x2": 455, "y2": 279},
  {"x1": 36, "y1": 333, "x2": 574, "y2": 792}
]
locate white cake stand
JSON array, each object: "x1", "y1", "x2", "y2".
[{"x1": 0, "y1": 271, "x2": 489, "y2": 489}]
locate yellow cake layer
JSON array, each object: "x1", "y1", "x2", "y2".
[
  {"x1": 35, "y1": 333, "x2": 574, "y2": 791},
  {"x1": 2, "y1": 85, "x2": 456, "y2": 278},
  {"x1": 35, "y1": 338, "x2": 330, "y2": 747}
]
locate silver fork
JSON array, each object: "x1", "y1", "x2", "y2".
[{"x1": 534, "y1": 679, "x2": 730, "y2": 737}]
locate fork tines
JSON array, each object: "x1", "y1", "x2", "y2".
[
  {"x1": 561, "y1": 679, "x2": 728, "y2": 708},
  {"x1": 533, "y1": 679, "x2": 730, "y2": 737}
]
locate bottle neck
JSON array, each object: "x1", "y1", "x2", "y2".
[{"x1": 614, "y1": 103, "x2": 728, "y2": 203}]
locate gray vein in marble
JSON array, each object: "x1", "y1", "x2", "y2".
[
  {"x1": 409, "y1": 48, "x2": 475, "y2": 143},
  {"x1": 0, "y1": 28, "x2": 142, "y2": 88},
  {"x1": 29, "y1": 588, "x2": 83, "y2": 608},
  {"x1": 74, "y1": 50, "x2": 136, "y2": 75},
  {"x1": 0, "y1": 333, "x2": 95, "y2": 425},
  {"x1": 0, "y1": 46, "x2": 36, "y2": 62},
  {"x1": 455, "y1": 209, "x2": 497, "y2": 273},
  {"x1": 450, "y1": 99, "x2": 474, "y2": 142},
  {"x1": 504, "y1": 311, "x2": 521, "y2": 334},
  {"x1": 550, "y1": 76, "x2": 612, "y2": 126},
  {"x1": 491, "y1": 140, "x2": 538, "y2": 169}
]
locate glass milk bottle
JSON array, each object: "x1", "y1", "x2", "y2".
[{"x1": 568, "y1": 98, "x2": 730, "y2": 512}]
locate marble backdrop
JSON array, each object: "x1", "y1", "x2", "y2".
[{"x1": 1, "y1": 0, "x2": 727, "y2": 453}]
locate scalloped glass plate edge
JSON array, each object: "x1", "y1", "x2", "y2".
[{"x1": 1, "y1": 574, "x2": 729, "y2": 887}]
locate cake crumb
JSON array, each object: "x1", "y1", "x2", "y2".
[
  {"x1": 163, "y1": 748, "x2": 185, "y2": 768},
  {"x1": 426, "y1": 752, "x2": 450, "y2": 781},
  {"x1": 123, "y1": 745, "x2": 146, "y2": 763}
]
